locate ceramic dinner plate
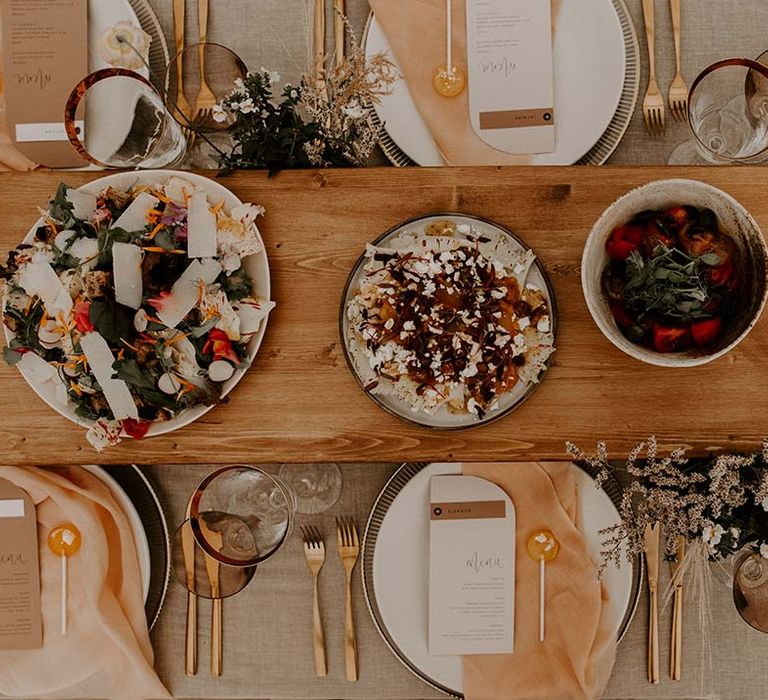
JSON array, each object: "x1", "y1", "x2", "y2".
[
  {"x1": 362, "y1": 462, "x2": 642, "y2": 697},
  {"x1": 5, "y1": 170, "x2": 271, "y2": 438},
  {"x1": 364, "y1": 0, "x2": 638, "y2": 166},
  {"x1": 340, "y1": 213, "x2": 557, "y2": 430}
]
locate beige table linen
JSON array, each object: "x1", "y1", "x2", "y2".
[
  {"x1": 462, "y1": 463, "x2": 615, "y2": 700},
  {"x1": 0, "y1": 466, "x2": 170, "y2": 700}
]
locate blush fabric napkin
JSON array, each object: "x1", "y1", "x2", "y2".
[
  {"x1": 461, "y1": 462, "x2": 616, "y2": 700},
  {"x1": 0, "y1": 466, "x2": 170, "y2": 700},
  {"x1": 367, "y1": 0, "x2": 561, "y2": 165}
]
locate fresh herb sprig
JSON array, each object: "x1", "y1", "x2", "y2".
[{"x1": 623, "y1": 245, "x2": 722, "y2": 322}]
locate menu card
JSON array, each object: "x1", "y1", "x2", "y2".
[
  {"x1": 465, "y1": 0, "x2": 555, "y2": 154},
  {"x1": 1, "y1": 0, "x2": 87, "y2": 167},
  {"x1": 428, "y1": 475, "x2": 515, "y2": 656},
  {"x1": 0, "y1": 478, "x2": 42, "y2": 650}
]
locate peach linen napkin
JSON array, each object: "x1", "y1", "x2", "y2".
[
  {"x1": 461, "y1": 462, "x2": 616, "y2": 700},
  {"x1": 0, "y1": 466, "x2": 170, "y2": 700},
  {"x1": 367, "y1": 0, "x2": 561, "y2": 165}
]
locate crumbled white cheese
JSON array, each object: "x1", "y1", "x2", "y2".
[
  {"x1": 156, "y1": 258, "x2": 222, "y2": 328},
  {"x1": 518, "y1": 316, "x2": 531, "y2": 330}
]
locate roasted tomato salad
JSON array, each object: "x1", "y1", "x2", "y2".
[
  {"x1": 602, "y1": 205, "x2": 740, "y2": 353},
  {"x1": 1, "y1": 178, "x2": 274, "y2": 450}
]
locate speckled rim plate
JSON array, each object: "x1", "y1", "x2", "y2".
[
  {"x1": 99, "y1": 464, "x2": 170, "y2": 630},
  {"x1": 362, "y1": 462, "x2": 643, "y2": 698},
  {"x1": 339, "y1": 213, "x2": 557, "y2": 430},
  {"x1": 362, "y1": 0, "x2": 640, "y2": 167}
]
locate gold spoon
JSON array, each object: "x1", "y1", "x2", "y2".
[
  {"x1": 47, "y1": 524, "x2": 82, "y2": 635},
  {"x1": 433, "y1": 0, "x2": 466, "y2": 97},
  {"x1": 527, "y1": 529, "x2": 560, "y2": 642}
]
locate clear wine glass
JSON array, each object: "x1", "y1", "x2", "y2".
[
  {"x1": 172, "y1": 465, "x2": 297, "y2": 599},
  {"x1": 278, "y1": 464, "x2": 343, "y2": 515},
  {"x1": 64, "y1": 68, "x2": 187, "y2": 168},
  {"x1": 733, "y1": 552, "x2": 768, "y2": 633},
  {"x1": 669, "y1": 58, "x2": 768, "y2": 165}
]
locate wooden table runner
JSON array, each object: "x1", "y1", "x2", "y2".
[{"x1": 1, "y1": 166, "x2": 766, "y2": 465}]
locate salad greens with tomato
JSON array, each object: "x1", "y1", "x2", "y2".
[{"x1": 602, "y1": 205, "x2": 740, "y2": 353}]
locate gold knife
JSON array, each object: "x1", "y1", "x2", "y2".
[
  {"x1": 200, "y1": 522, "x2": 224, "y2": 677},
  {"x1": 669, "y1": 537, "x2": 685, "y2": 681},
  {"x1": 333, "y1": 0, "x2": 345, "y2": 66},
  {"x1": 644, "y1": 522, "x2": 660, "y2": 684},
  {"x1": 313, "y1": 0, "x2": 326, "y2": 81},
  {"x1": 181, "y1": 502, "x2": 197, "y2": 675}
]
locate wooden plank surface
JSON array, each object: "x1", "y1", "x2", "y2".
[{"x1": 1, "y1": 166, "x2": 767, "y2": 465}]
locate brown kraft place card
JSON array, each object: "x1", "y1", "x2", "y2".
[
  {"x1": 1, "y1": 0, "x2": 87, "y2": 167},
  {"x1": 0, "y1": 477, "x2": 42, "y2": 650}
]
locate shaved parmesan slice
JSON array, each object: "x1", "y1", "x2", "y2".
[
  {"x1": 112, "y1": 242, "x2": 143, "y2": 309},
  {"x1": 112, "y1": 191, "x2": 159, "y2": 232},
  {"x1": 187, "y1": 190, "x2": 217, "y2": 258},
  {"x1": 18, "y1": 260, "x2": 73, "y2": 316},
  {"x1": 18, "y1": 351, "x2": 57, "y2": 384},
  {"x1": 69, "y1": 237, "x2": 99, "y2": 271},
  {"x1": 79, "y1": 332, "x2": 138, "y2": 420},
  {"x1": 156, "y1": 258, "x2": 222, "y2": 328},
  {"x1": 234, "y1": 298, "x2": 275, "y2": 335},
  {"x1": 164, "y1": 176, "x2": 198, "y2": 205},
  {"x1": 65, "y1": 189, "x2": 98, "y2": 221}
]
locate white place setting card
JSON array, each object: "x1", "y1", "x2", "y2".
[
  {"x1": 465, "y1": 0, "x2": 555, "y2": 154},
  {"x1": 428, "y1": 475, "x2": 515, "y2": 656}
]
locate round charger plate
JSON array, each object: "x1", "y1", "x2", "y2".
[
  {"x1": 363, "y1": 0, "x2": 640, "y2": 166},
  {"x1": 339, "y1": 213, "x2": 557, "y2": 429},
  {"x1": 3, "y1": 170, "x2": 271, "y2": 439},
  {"x1": 97, "y1": 465, "x2": 170, "y2": 630},
  {"x1": 362, "y1": 462, "x2": 643, "y2": 697}
]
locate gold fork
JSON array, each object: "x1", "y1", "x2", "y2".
[
  {"x1": 641, "y1": 0, "x2": 665, "y2": 136},
  {"x1": 190, "y1": 0, "x2": 218, "y2": 128},
  {"x1": 668, "y1": 0, "x2": 688, "y2": 121},
  {"x1": 300, "y1": 526, "x2": 327, "y2": 677},
  {"x1": 336, "y1": 517, "x2": 359, "y2": 682},
  {"x1": 172, "y1": 0, "x2": 195, "y2": 147}
]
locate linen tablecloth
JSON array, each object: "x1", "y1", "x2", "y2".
[{"x1": 145, "y1": 464, "x2": 768, "y2": 700}]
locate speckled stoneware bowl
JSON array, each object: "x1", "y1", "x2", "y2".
[{"x1": 582, "y1": 179, "x2": 768, "y2": 367}]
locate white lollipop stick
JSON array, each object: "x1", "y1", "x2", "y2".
[
  {"x1": 61, "y1": 555, "x2": 68, "y2": 635},
  {"x1": 539, "y1": 556, "x2": 545, "y2": 642},
  {"x1": 446, "y1": 0, "x2": 452, "y2": 72}
]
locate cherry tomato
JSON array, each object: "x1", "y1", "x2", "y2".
[
  {"x1": 652, "y1": 324, "x2": 693, "y2": 353},
  {"x1": 642, "y1": 221, "x2": 676, "y2": 257},
  {"x1": 660, "y1": 206, "x2": 693, "y2": 231},
  {"x1": 606, "y1": 224, "x2": 645, "y2": 260},
  {"x1": 691, "y1": 317, "x2": 723, "y2": 347},
  {"x1": 709, "y1": 259, "x2": 735, "y2": 288},
  {"x1": 122, "y1": 418, "x2": 151, "y2": 440},
  {"x1": 609, "y1": 302, "x2": 635, "y2": 329}
]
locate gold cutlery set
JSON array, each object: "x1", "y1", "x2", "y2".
[
  {"x1": 301, "y1": 518, "x2": 360, "y2": 681},
  {"x1": 172, "y1": 0, "x2": 218, "y2": 147},
  {"x1": 314, "y1": 0, "x2": 346, "y2": 79},
  {"x1": 644, "y1": 523, "x2": 685, "y2": 684},
  {"x1": 641, "y1": 0, "x2": 689, "y2": 135}
]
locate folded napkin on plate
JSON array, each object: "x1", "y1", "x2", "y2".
[
  {"x1": 368, "y1": 0, "x2": 561, "y2": 165},
  {"x1": 0, "y1": 466, "x2": 170, "y2": 700},
  {"x1": 461, "y1": 462, "x2": 616, "y2": 700}
]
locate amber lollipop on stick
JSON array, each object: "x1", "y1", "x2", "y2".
[
  {"x1": 527, "y1": 529, "x2": 560, "y2": 642},
  {"x1": 47, "y1": 524, "x2": 82, "y2": 635},
  {"x1": 433, "y1": 0, "x2": 466, "y2": 97}
]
